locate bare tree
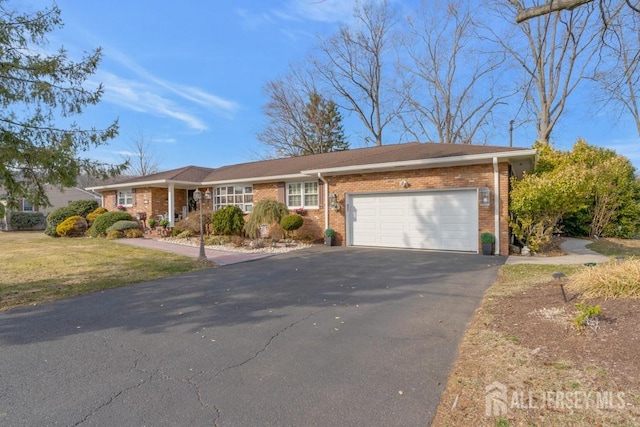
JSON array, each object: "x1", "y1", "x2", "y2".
[
  {"x1": 258, "y1": 70, "x2": 349, "y2": 157},
  {"x1": 123, "y1": 132, "x2": 161, "y2": 176},
  {"x1": 493, "y1": 0, "x2": 601, "y2": 144},
  {"x1": 510, "y1": 0, "x2": 639, "y2": 23},
  {"x1": 593, "y1": 10, "x2": 640, "y2": 136},
  {"x1": 400, "y1": 1, "x2": 510, "y2": 144},
  {"x1": 313, "y1": 0, "x2": 403, "y2": 146}
]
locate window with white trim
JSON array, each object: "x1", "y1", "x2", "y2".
[
  {"x1": 215, "y1": 185, "x2": 253, "y2": 213},
  {"x1": 117, "y1": 190, "x2": 133, "y2": 206},
  {"x1": 287, "y1": 181, "x2": 318, "y2": 208},
  {"x1": 22, "y1": 199, "x2": 34, "y2": 211}
]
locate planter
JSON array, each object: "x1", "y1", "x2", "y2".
[
  {"x1": 482, "y1": 242, "x2": 494, "y2": 255},
  {"x1": 324, "y1": 236, "x2": 334, "y2": 246}
]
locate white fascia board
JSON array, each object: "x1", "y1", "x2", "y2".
[
  {"x1": 301, "y1": 150, "x2": 537, "y2": 175},
  {"x1": 87, "y1": 179, "x2": 203, "y2": 191},
  {"x1": 203, "y1": 174, "x2": 309, "y2": 186}
]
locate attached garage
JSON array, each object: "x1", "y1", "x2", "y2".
[{"x1": 347, "y1": 189, "x2": 478, "y2": 252}]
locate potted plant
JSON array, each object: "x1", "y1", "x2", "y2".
[
  {"x1": 159, "y1": 219, "x2": 170, "y2": 229},
  {"x1": 324, "y1": 228, "x2": 335, "y2": 246},
  {"x1": 148, "y1": 218, "x2": 157, "y2": 230},
  {"x1": 480, "y1": 232, "x2": 495, "y2": 255}
]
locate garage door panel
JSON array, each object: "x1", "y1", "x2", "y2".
[{"x1": 350, "y1": 190, "x2": 477, "y2": 252}]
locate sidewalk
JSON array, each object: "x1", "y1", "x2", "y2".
[
  {"x1": 115, "y1": 237, "x2": 277, "y2": 266},
  {"x1": 505, "y1": 237, "x2": 610, "y2": 265}
]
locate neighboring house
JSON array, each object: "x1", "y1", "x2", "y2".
[
  {"x1": 87, "y1": 142, "x2": 536, "y2": 255},
  {"x1": 1, "y1": 185, "x2": 102, "y2": 231}
]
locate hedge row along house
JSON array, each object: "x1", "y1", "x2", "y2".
[{"x1": 87, "y1": 142, "x2": 536, "y2": 255}]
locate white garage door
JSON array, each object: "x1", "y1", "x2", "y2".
[{"x1": 348, "y1": 190, "x2": 478, "y2": 252}]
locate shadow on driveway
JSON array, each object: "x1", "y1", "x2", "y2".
[{"x1": 0, "y1": 246, "x2": 504, "y2": 426}]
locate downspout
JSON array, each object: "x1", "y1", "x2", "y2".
[
  {"x1": 318, "y1": 172, "x2": 329, "y2": 232},
  {"x1": 493, "y1": 157, "x2": 500, "y2": 255}
]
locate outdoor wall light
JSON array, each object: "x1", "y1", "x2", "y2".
[
  {"x1": 329, "y1": 193, "x2": 340, "y2": 211},
  {"x1": 400, "y1": 179, "x2": 409, "y2": 188},
  {"x1": 143, "y1": 199, "x2": 149, "y2": 205},
  {"x1": 479, "y1": 186, "x2": 491, "y2": 206}
]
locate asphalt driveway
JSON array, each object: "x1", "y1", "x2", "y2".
[{"x1": 0, "y1": 246, "x2": 504, "y2": 426}]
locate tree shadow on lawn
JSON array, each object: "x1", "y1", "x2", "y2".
[{"x1": 0, "y1": 246, "x2": 505, "y2": 345}]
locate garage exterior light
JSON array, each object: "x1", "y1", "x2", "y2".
[{"x1": 479, "y1": 187, "x2": 491, "y2": 206}]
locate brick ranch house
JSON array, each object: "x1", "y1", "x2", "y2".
[{"x1": 87, "y1": 142, "x2": 536, "y2": 256}]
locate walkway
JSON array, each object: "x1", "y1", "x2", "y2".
[
  {"x1": 505, "y1": 237, "x2": 610, "y2": 265},
  {"x1": 115, "y1": 237, "x2": 277, "y2": 265}
]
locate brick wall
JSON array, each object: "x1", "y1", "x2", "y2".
[{"x1": 249, "y1": 163, "x2": 511, "y2": 254}]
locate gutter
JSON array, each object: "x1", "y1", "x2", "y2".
[
  {"x1": 318, "y1": 172, "x2": 329, "y2": 231},
  {"x1": 493, "y1": 157, "x2": 500, "y2": 255}
]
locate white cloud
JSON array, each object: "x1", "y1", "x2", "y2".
[
  {"x1": 96, "y1": 72, "x2": 208, "y2": 131},
  {"x1": 286, "y1": 0, "x2": 358, "y2": 24},
  {"x1": 95, "y1": 46, "x2": 239, "y2": 129}
]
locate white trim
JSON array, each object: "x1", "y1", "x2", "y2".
[
  {"x1": 493, "y1": 157, "x2": 500, "y2": 255},
  {"x1": 318, "y1": 173, "x2": 329, "y2": 232},
  {"x1": 203, "y1": 174, "x2": 308, "y2": 186},
  {"x1": 301, "y1": 150, "x2": 537, "y2": 176}
]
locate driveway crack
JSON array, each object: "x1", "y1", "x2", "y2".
[{"x1": 214, "y1": 307, "x2": 329, "y2": 377}]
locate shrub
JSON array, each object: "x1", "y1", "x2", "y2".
[
  {"x1": 205, "y1": 235, "x2": 230, "y2": 246},
  {"x1": 45, "y1": 206, "x2": 75, "y2": 236},
  {"x1": 88, "y1": 211, "x2": 133, "y2": 237},
  {"x1": 106, "y1": 230, "x2": 123, "y2": 239},
  {"x1": 56, "y1": 215, "x2": 88, "y2": 237},
  {"x1": 566, "y1": 258, "x2": 640, "y2": 299},
  {"x1": 105, "y1": 220, "x2": 140, "y2": 233},
  {"x1": 230, "y1": 235, "x2": 245, "y2": 247},
  {"x1": 211, "y1": 205, "x2": 245, "y2": 235},
  {"x1": 573, "y1": 301, "x2": 602, "y2": 329},
  {"x1": 67, "y1": 199, "x2": 99, "y2": 217},
  {"x1": 480, "y1": 232, "x2": 495, "y2": 243},
  {"x1": 173, "y1": 209, "x2": 212, "y2": 235},
  {"x1": 177, "y1": 230, "x2": 194, "y2": 239},
  {"x1": 124, "y1": 228, "x2": 144, "y2": 238},
  {"x1": 244, "y1": 199, "x2": 289, "y2": 238},
  {"x1": 0, "y1": 202, "x2": 5, "y2": 219},
  {"x1": 9, "y1": 212, "x2": 45, "y2": 230},
  {"x1": 280, "y1": 214, "x2": 303, "y2": 238},
  {"x1": 86, "y1": 207, "x2": 108, "y2": 224}
]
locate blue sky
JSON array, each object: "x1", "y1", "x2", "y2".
[{"x1": 26, "y1": 0, "x2": 640, "y2": 171}]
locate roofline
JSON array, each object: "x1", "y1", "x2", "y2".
[
  {"x1": 301, "y1": 150, "x2": 537, "y2": 175},
  {"x1": 86, "y1": 179, "x2": 205, "y2": 191},
  {"x1": 202, "y1": 174, "x2": 309, "y2": 186},
  {"x1": 87, "y1": 149, "x2": 537, "y2": 190}
]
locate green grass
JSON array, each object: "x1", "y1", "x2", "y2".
[
  {"x1": 0, "y1": 231, "x2": 211, "y2": 311},
  {"x1": 488, "y1": 264, "x2": 583, "y2": 297},
  {"x1": 587, "y1": 238, "x2": 640, "y2": 257}
]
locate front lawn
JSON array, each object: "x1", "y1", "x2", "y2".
[{"x1": 0, "y1": 231, "x2": 211, "y2": 311}]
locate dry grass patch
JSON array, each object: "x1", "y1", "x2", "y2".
[
  {"x1": 566, "y1": 258, "x2": 640, "y2": 299},
  {"x1": 0, "y1": 231, "x2": 211, "y2": 311}
]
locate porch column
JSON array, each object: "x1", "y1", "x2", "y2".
[{"x1": 168, "y1": 184, "x2": 175, "y2": 227}]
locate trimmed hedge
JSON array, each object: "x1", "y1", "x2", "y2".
[
  {"x1": 280, "y1": 214, "x2": 304, "y2": 233},
  {"x1": 45, "y1": 206, "x2": 75, "y2": 236},
  {"x1": 9, "y1": 211, "x2": 45, "y2": 230},
  {"x1": 105, "y1": 220, "x2": 140, "y2": 233},
  {"x1": 89, "y1": 211, "x2": 133, "y2": 237},
  {"x1": 86, "y1": 207, "x2": 108, "y2": 224},
  {"x1": 56, "y1": 215, "x2": 88, "y2": 237},
  {"x1": 211, "y1": 205, "x2": 245, "y2": 235},
  {"x1": 67, "y1": 200, "x2": 99, "y2": 217}
]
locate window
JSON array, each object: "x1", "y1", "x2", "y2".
[
  {"x1": 117, "y1": 190, "x2": 133, "y2": 206},
  {"x1": 287, "y1": 181, "x2": 318, "y2": 208},
  {"x1": 215, "y1": 185, "x2": 253, "y2": 213},
  {"x1": 22, "y1": 199, "x2": 34, "y2": 211}
]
